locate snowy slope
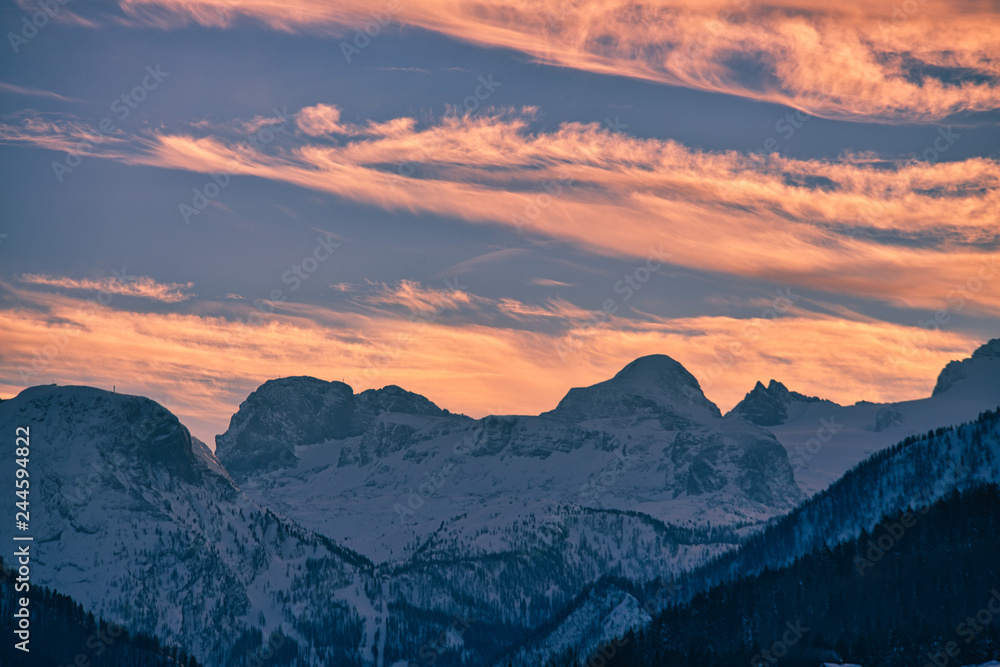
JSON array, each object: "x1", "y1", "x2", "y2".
[
  {"x1": 692, "y1": 406, "x2": 1000, "y2": 593},
  {"x1": 214, "y1": 355, "x2": 803, "y2": 662},
  {"x1": 727, "y1": 338, "x2": 1000, "y2": 495},
  {"x1": 0, "y1": 355, "x2": 804, "y2": 666},
  {"x1": 528, "y1": 406, "x2": 1000, "y2": 667},
  {"x1": 503, "y1": 580, "x2": 651, "y2": 667},
  {"x1": 0, "y1": 386, "x2": 374, "y2": 665},
  {"x1": 220, "y1": 355, "x2": 801, "y2": 563}
]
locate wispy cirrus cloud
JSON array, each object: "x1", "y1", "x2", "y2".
[
  {"x1": 17, "y1": 273, "x2": 196, "y2": 303},
  {"x1": 497, "y1": 297, "x2": 594, "y2": 321},
  {"x1": 354, "y1": 280, "x2": 595, "y2": 325},
  {"x1": 530, "y1": 278, "x2": 575, "y2": 287},
  {"x1": 110, "y1": 0, "x2": 1000, "y2": 121},
  {"x1": 360, "y1": 279, "x2": 480, "y2": 314},
  {"x1": 0, "y1": 83, "x2": 80, "y2": 103},
  {"x1": 2, "y1": 107, "x2": 998, "y2": 315},
  {"x1": 296, "y1": 103, "x2": 349, "y2": 136},
  {"x1": 0, "y1": 111, "x2": 129, "y2": 156}
]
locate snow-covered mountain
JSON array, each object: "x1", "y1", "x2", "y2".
[
  {"x1": 695, "y1": 405, "x2": 1000, "y2": 591},
  {"x1": 0, "y1": 355, "x2": 804, "y2": 667},
  {"x1": 0, "y1": 386, "x2": 374, "y2": 665},
  {"x1": 5, "y1": 341, "x2": 998, "y2": 666},
  {"x1": 211, "y1": 355, "x2": 805, "y2": 663},
  {"x1": 727, "y1": 337, "x2": 1000, "y2": 494},
  {"x1": 526, "y1": 405, "x2": 1000, "y2": 667},
  {"x1": 218, "y1": 355, "x2": 801, "y2": 560},
  {"x1": 484, "y1": 343, "x2": 1000, "y2": 666}
]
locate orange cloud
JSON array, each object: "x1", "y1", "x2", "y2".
[
  {"x1": 113, "y1": 0, "x2": 1000, "y2": 121},
  {"x1": 0, "y1": 111, "x2": 129, "y2": 157},
  {"x1": 497, "y1": 297, "x2": 594, "y2": 321},
  {"x1": 296, "y1": 104, "x2": 348, "y2": 136},
  {"x1": 18, "y1": 273, "x2": 196, "y2": 303},
  {"x1": 0, "y1": 281, "x2": 983, "y2": 446},
  {"x1": 360, "y1": 279, "x2": 479, "y2": 314},
  {"x1": 138, "y1": 114, "x2": 1000, "y2": 315},
  {"x1": 4, "y1": 109, "x2": 997, "y2": 315}
]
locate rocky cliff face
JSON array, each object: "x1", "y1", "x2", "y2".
[
  {"x1": 727, "y1": 379, "x2": 825, "y2": 426},
  {"x1": 216, "y1": 377, "x2": 460, "y2": 480},
  {"x1": 933, "y1": 337, "x2": 1000, "y2": 396}
]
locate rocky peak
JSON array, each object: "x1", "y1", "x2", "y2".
[
  {"x1": 353, "y1": 384, "x2": 447, "y2": 422},
  {"x1": 216, "y1": 377, "x2": 454, "y2": 480},
  {"x1": 1, "y1": 385, "x2": 197, "y2": 479},
  {"x1": 933, "y1": 337, "x2": 1000, "y2": 397},
  {"x1": 728, "y1": 379, "x2": 823, "y2": 426},
  {"x1": 543, "y1": 354, "x2": 722, "y2": 423}
]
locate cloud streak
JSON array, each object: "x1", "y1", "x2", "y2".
[
  {"x1": 0, "y1": 83, "x2": 79, "y2": 103},
  {"x1": 17, "y1": 273, "x2": 196, "y2": 303},
  {"x1": 112, "y1": 0, "x2": 1000, "y2": 121},
  {"x1": 3, "y1": 107, "x2": 998, "y2": 315}
]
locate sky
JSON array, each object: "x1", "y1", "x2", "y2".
[{"x1": 1, "y1": 0, "x2": 999, "y2": 445}]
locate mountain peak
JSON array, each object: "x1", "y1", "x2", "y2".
[
  {"x1": 933, "y1": 337, "x2": 1000, "y2": 396},
  {"x1": 609, "y1": 354, "x2": 701, "y2": 389},
  {"x1": 215, "y1": 376, "x2": 354, "y2": 479},
  {"x1": 727, "y1": 378, "x2": 824, "y2": 426},
  {"x1": 216, "y1": 377, "x2": 453, "y2": 480},
  {"x1": 543, "y1": 354, "x2": 721, "y2": 422},
  {"x1": 1, "y1": 385, "x2": 197, "y2": 478},
  {"x1": 354, "y1": 384, "x2": 448, "y2": 419},
  {"x1": 971, "y1": 337, "x2": 1000, "y2": 361}
]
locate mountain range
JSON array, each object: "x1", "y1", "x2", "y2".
[{"x1": 1, "y1": 339, "x2": 998, "y2": 666}]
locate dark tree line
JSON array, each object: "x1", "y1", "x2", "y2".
[
  {"x1": 575, "y1": 483, "x2": 1000, "y2": 667},
  {"x1": 0, "y1": 558, "x2": 202, "y2": 667}
]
